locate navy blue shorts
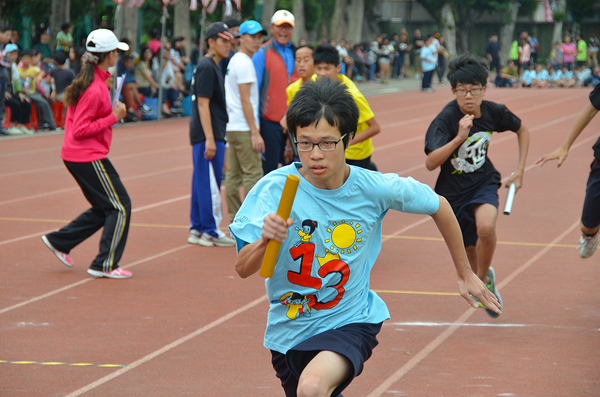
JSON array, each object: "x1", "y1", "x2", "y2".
[
  {"x1": 454, "y1": 183, "x2": 500, "y2": 247},
  {"x1": 270, "y1": 322, "x2": 382, "y2": 397},
  {"x1": 582, "y1": 159, "x2": 600, "y2": 229}
]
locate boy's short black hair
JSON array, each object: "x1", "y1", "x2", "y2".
[
  {"x1": 20, "y1": 49, "x2": 32, "y2": 58},
  {"x1": 54, "y1": 51, "x2": 67, "y2": 65},
  {"x1": 313, "y1": 44, "x2": 339, "y2": 67},
  {"x1": 286, "y1": 78, "x2": 359, "y2": 148},
  {"x1": 447, "y1": 55, "x2": 488, "y2": 89},
  {"x1": 60, "y1": 23, "x2": 71, "y2": 32},
  {"x1": 295, "y1": 44, "x2": 314, "y2": 56}
]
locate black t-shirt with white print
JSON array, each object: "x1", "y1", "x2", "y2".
[
  {"x1": 425, "y1": 99, "x2": 522, "y2": 210},
  {"x1": 589, "y1": 85, "x2": 600, "y2": 160}
]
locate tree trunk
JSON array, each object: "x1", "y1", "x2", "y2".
[
  {"x1": 346, "y1": 0, "x2": 364, "y2": 44},
  {"x1": 551, "y1": 0, "x2": 566, "y2": 44},
  {"x1": 330, "y1": 0, "x2": 347, "y2": 41},
  {"x1": 260, "y1": 0, "x2": 277, "y2": 34},
  {"x1": 292, "y1": 0, "x2": 307, "y2": 44},
  {"x1": 362, "y1": 2, "x2": 379, "y2": 43},
  {"x1": 500, "y1": 0, "x2": 519, "y2": 64},
  {"x1": 122, "y1": 6, "x2": 140, "y2": 53},
  {"x1": 50, "y1": 0, "x2": 70, "y2": 52},
  {"x1": 455, "y1": 6, "x2": 474, "y2": 55},
  {"x1": 175, "y1": 0, "x2": 192, "y2": 56},
  {"x1": 440, "y1": 3, "x2": 456, "y2": 59}
]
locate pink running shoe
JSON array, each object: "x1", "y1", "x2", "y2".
[
  {"x1": 87, "y1": 268, "x2": 132, "y2": 279},
  {"x1": 41, "y1": 235, "x2": 74, "y2": 268}
]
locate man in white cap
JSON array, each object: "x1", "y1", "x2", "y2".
[{"x1": 252, "y1": 10, "x2": 299, "y2": 175}]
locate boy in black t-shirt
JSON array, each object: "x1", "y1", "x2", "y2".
[
  {"x1": 47, "y1": 51, "x2": 75, "y2": 103},
  {"x1": 188, "y1": 22, "x2": 238, "y2": 248},
  {"x1": 425, "y1": 56, "x2": 530, "y2": 318},
  {"x1": 537, "y1": 85, "x2": 600, "y2": 258}
]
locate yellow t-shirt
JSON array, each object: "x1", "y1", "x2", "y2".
[
  {"x1": 17, "y1": 66, "x2": 41, "y2": 96},
  {"x1": 286, "y1": 78, "x2": 305, "y2": 106},
  {"x1": 301, "y1": 74, "x2": 375, "y2": 161}
]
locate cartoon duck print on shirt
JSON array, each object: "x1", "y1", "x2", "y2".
[
  {"x1": 450, "y1": 131, "x2": 492, "y2": 174},
  {"x1": 278, "y1": 219, "x2": 363, "y2": 319}
]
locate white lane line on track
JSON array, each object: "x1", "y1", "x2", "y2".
[
  {"x1": 0, "y1": 245, "x2": 190, "y2": 316},
  {"x1": 63, "y1": 293, "x2": 268, "y2": 397},
  {"x1": 0, "y1": 165, "x2": 191, "y2": 206},
  {"x1": 366, "y1": 220, "x2": 579, "y2": 397},
  {"x1": 0, "y1": 146, "x2": 190, "y2": 178}
]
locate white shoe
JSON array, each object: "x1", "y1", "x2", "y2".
[
  {"x1": 7, "y1": 126, "x2": 23, "y2": 135},
  {"x1": 578, "y1": 233, "x2": 598, "y2": 258},
  {"x1": 19, "y1": 125, "x2": 35, "y2": 134},
  {"x1": 188, "y1": 229, "x2": 235, "y2": 247}
]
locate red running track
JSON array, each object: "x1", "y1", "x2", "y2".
[{"x1": 0, "y1": 86, "x2": 599, "y2": 396}]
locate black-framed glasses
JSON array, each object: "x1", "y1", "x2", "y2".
[
  {"x1": 455, "y1": 87, "x2": 484, "y2": 97},
  {"x1": 295, "y1": 133, "x2": 347, "y2": 152}
]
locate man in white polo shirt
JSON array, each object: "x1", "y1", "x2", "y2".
[{"x1": 225, "y1": 20, "x2": 267, "y2": 222}]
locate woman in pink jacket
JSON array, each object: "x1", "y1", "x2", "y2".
[{"x1": 41, "y1": 29, "x2": 132, "y2": 279}]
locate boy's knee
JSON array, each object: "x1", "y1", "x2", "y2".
[
  {"x1": 477, "y1": 222, "x2": 496, "y2": 241},
  {"x1": 297, "y1": 373, "x2": 327, "y2": 397}
]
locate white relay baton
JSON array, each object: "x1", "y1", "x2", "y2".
[{"x1": 503, "y1": 183, "x2": 516, "y2": 216}]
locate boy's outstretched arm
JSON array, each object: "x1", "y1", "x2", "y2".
[
  {"x1": 430, "y1": 196, "x2": 502, "y2": 314},
  {"x1": 536, "y1": 103, "x2": 598, "y2": 168},
  {"x1": 506, "y1": 124, "x2": 530, "y2": 192},
  {"x1": 234, "y1": 213, "x2": 295, "y2": 279}
]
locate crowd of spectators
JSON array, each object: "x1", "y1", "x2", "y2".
[
  {"x1": 490, "y1": 30, "x2": 600, "y2": 89},
  {"x1": 0, "y1": 24, "x2": 196, "y2": 135},
  {"x1": 2, "y1": 20, "x2": 598, "y2": 137}
]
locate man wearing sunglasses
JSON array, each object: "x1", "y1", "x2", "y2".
[{"x1": 425, "y1": 55, "x2": 530, "y2": 318}]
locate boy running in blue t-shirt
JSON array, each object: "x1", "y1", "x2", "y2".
[{"x1": 230, "y1": 77, "x2": 500, "y2": 397}]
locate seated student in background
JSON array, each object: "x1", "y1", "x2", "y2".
[
  {"x1": 547, "y1": 65, "x2": 559, "y2": 87},
  {"x1": 494, "y1": 60, "x2": 519, "y2": 87},
  {"x1": 532, "y1": 64, "x2": 550, "y2": 88},
  {"x1": 117, "y1": 51, "x2": 151, "y2": 122},
  {"x1": 4, "y1": 43, "x2": 34, "y2": 135},
  {"x1": 520, "y1": 63, "x2": 536, "y2": 88},
  {"x1": 152, "y1": 49, "x2": 184, "y2": 117},
  {"x1": 17, "y1": 49, "x2": 58, "y2": 131},
  {"x1": 556, "y1": 65, "x2": 577, "y2": 87},
  {"x1": 575, "y1": 65, "x2": 599, "y2": 87},
  {"x1": 46, "y1": 51, "x2": 76, "y2": 103},
  {"x1": 31, "y1": 49, "x2": 53, "y2": 98},
  {"x1": 134, "y1": 44, "x2": 160, "y2": 99},
  {"x1": 312, "y1": 44, "x2": 381, "y2": 171}
]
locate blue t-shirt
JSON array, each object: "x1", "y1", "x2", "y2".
[
  {"x1": 229, "y1": 163, "x2": 439, "y2": 353},
  {"x1": 522, "y1": 69, "x2": 535, "y2": 85}
]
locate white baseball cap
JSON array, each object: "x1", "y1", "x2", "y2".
[
  {"x1": 85, "y1": 29, "x2": 129, "y2": 53},
  {"x1": 271, "y1": 10, "x2": 295, "y2": 27}
]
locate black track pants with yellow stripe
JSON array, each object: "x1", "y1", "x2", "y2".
[{"x1": 46, "y1": 159, "x2": 131, "y2": 272}]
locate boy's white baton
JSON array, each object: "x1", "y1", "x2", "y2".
[{"x1": 503, "y1": 183, "x2": 516, "y2": 216}]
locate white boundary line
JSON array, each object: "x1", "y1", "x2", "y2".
[
  {"x1": 63, "y1": 294, "x2": 268, "y2": 397},
  {"x1": 0, "y1": 245, "x2": 190, "y2": 316}
]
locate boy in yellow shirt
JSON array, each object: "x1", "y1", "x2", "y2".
[
  {"x1": 281, "y1": 44, "x2": 315, "y2": 163},
  {"x1": 312, "y1": 44, "x2": 381, "y2": 170},
  {"x1": 17, "y1": 50, "x2": 57, "y2": 131}
]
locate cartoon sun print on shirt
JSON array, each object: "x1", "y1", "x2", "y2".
[{"x1": 324, "y1": 220, "x2": 363, "y2": 255}]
